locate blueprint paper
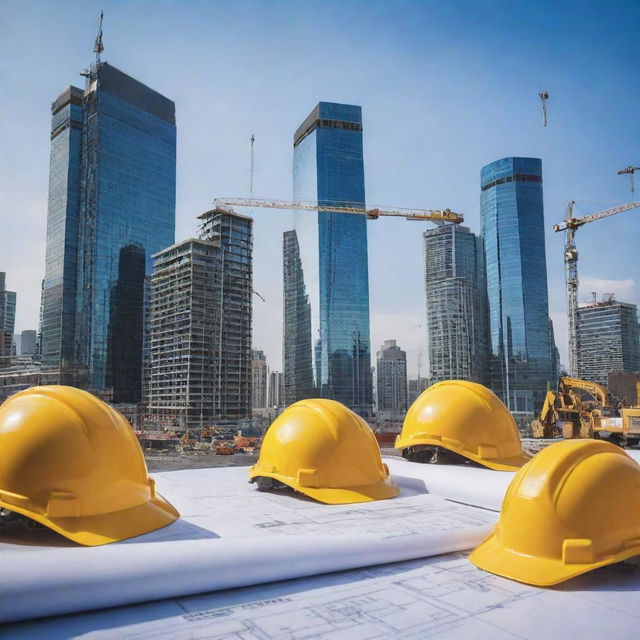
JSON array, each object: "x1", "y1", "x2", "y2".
[
  {"x1": 625, "y1": 449, "x2": 640, "y2": 464},
  {"x1": 0, "y1": 464, "x2": 497, "y2": 623},
  {"x1": 6, "y1": 553, "x2": 640, "y2": 640},
  {"x1": 385, "y1": 456, "x2": 513, "y2": 510},
  {"x1": 0, "y1": 527, "x2": 492, "y2": 624}
]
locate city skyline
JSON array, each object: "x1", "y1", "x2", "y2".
[{"x1": 2, "y1": 1, "x2": 640, "y2": 377}]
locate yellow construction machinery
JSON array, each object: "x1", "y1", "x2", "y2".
[{"x1": 532, "y1": 377, "x2": 640, "y2": 445}]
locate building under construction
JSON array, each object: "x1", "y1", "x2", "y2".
[
  {"x1": 145, "y1": 209, "x2": 253, "y2": 429},
  {"x1": 578, "y1": 296, "x2": 640, "y2": 386}
]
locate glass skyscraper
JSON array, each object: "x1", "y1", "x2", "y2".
[
  {"x1": 41, "y1": 62, "x2": 176, "y2": 401},
  {"x1": 286, "y1": 101, "x2": 372, "y2": 415},
  {"x1": 480, "y1": 157, "x2": 554, "y2": 415}
]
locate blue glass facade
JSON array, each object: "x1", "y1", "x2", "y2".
[
  {"x1": 42, "y1": 63, "x2": 176, "y2": 401},
  {"x1": 41, "y1": 87, "x2": 83, "y2": 374},
  {"x1": 480, "y1": 157, "x2": 553, "y2": 414},
  {"x1": 290, "y1": 102, "x2": 372, "y2": 415}
]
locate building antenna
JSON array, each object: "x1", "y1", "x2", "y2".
[
  {"x1": 249, "y1": 134, "x2": 255, "y2": 198},
  {"x1": 94, "y1": 10, "x2": 105, "y2": 66}
]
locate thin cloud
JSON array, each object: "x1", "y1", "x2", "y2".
[{"x1": 581, "y1": 278, "x2": 635, "y2": 297}]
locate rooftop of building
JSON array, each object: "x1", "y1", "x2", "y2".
[
  {"x1": 197, "y1": 206, "x2": 253, "y2": 222},
  {"x1": 52, "y1": 62, "x2": 175, "y2": 124}
]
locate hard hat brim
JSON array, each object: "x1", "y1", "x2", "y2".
[
  {"x1": 475, "y1": 452, "x2": 532, "y2": 472},
  {"x1": 297, "y1": 476, "x2": 400, "y2": 504},
  {"x1": 250, "y1": 471, "x2": 400, "y2": 504},
  {"x1": 395, "y1": 435, "x2": 531, "y2": 471},
  {"x1": 469, "y1": 531, "x2": 640, "y2": 587},
  {"x1": 2, "y1": 494, "x2": 180, "y2": 546}
]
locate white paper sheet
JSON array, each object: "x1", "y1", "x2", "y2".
[
  {"x1": 6, "y1": 552, "x2": 640, "y2": 640},
  {"x1": 385, "y1": 457, "x2": 513, "y2": 510},
  {"x1": 0, "y1": 464, "x2": 498, "y2": 624}
]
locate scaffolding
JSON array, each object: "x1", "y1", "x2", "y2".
[{"x1": 145, "y1": 209, "x2": 253, "y2": 430}]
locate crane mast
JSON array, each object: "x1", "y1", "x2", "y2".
[
  {"x1": 212, "y1": 197, "x2": 463, "y2": 224},
  {"x1": 554, "y1": 200, "x2": 640, "y2": 377},
  {"x1": 94, "y1": 10, "x2": 104, "y2": 66}
]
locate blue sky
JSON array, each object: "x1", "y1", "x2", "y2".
[{"x1": 1, "y1": 0, "x2": 639, "y2": 374}]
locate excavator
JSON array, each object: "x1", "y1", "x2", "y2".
[{"x1": 532, "y1": 377, "x2": 640, "y2": 445}]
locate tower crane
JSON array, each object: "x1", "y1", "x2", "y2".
[
  {"x1": 94, "y1": 10, "x2": 104, "y2": 65},
  {"x1": 617, "y1": 165, "x2": 640, "y2": 194},
  {"x1": 538, "y1": 90, "x2": 549, "y2": 127},
  {"x1": 553, "y1": 200, "x2": 640, "y2": 376},
  {"x1": 211, "y1": 198, "x2": 463, "y2": 224}
]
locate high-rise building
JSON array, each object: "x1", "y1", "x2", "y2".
[
  {"x1": 282, "y1": 230, "x2": 313, "y2": 405},
  {"x1": 268, "y1": 370, "x2": 285, "y2": 409},
  {"x1": 548, "y1": 318, "x2": 561, "y2": 383},
  {"x1": 0, "y1": 273, "x2": 17, "y2": 364},
  {"x1": 376, "y1": 340, "x2": 408, "y2": 418},
  {"x1": 146, "y1": 209, "x2": 253, "y2": 428},
  {"x1": 408, "y1": 377, "x2": 430, "y2": 405},
  {"x1": 41, "y1": 60, "x2": 176, "y2": 401},
  {"x1": 577, "y1": 298, "x2": 640, "y2": 385},
  {"x1": 146, "y1": 238, "x2": 219, "y2": 429},
  {"x1": 20, "y1": 330, "x2": 37, "y2": 357},
  {"x1": 198, "y1": 209, "x2": 253, "y2": 420},
  {"x1": 424, "y1": 225, "x2": 488, "y2": 384},
  {"x1": 480, "y1": 157, "x2": 554, "y2": 415},
  {"x1": 287, "y1": 101, "x2": 372, "y2": 415},
  {"x1": 252, "y1": 349, "x2": 268, "y2": 410}
]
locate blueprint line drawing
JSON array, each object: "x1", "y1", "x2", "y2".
[{"x1": 9, "y1": 552, "x2": 639, "y2": 640}]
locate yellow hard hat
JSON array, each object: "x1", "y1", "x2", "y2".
[
  {"x1": 249, "y1": 398, "x2": 399, "y2": 504},
  {"x1": 0, "y1": 386, "x2": 179, "y2": 546},
  {"x1": 470, "y1": 439, "x2": 640, "y2": 586},
  {"x1": 395, "y1": 380, "x2": 531, "y2": 471}
]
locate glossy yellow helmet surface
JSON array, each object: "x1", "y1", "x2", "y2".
[
  {"x1": 470, "y1": 439, "x2": 640, "y2": 586},
  {"x1": 0, "y1": 386, "x2": 179, "y2": 546},
  {"x1": 395, "y1": 380, "x2": 530, "y2": 471},
  {"x1": 249, "y1": 398, "x2": 399, "y2": 504}
]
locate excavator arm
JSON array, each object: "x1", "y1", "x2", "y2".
[{"x1": 559, "y1": 377, "x2": 608, "y2": 406}]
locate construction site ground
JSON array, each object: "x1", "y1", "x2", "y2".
[
  {"x1": 145, "y1": 448, "x2": 400, "y2": 472},
  {"x1": 145, "y1": 440, "x2": 640, "y2": 472}
]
